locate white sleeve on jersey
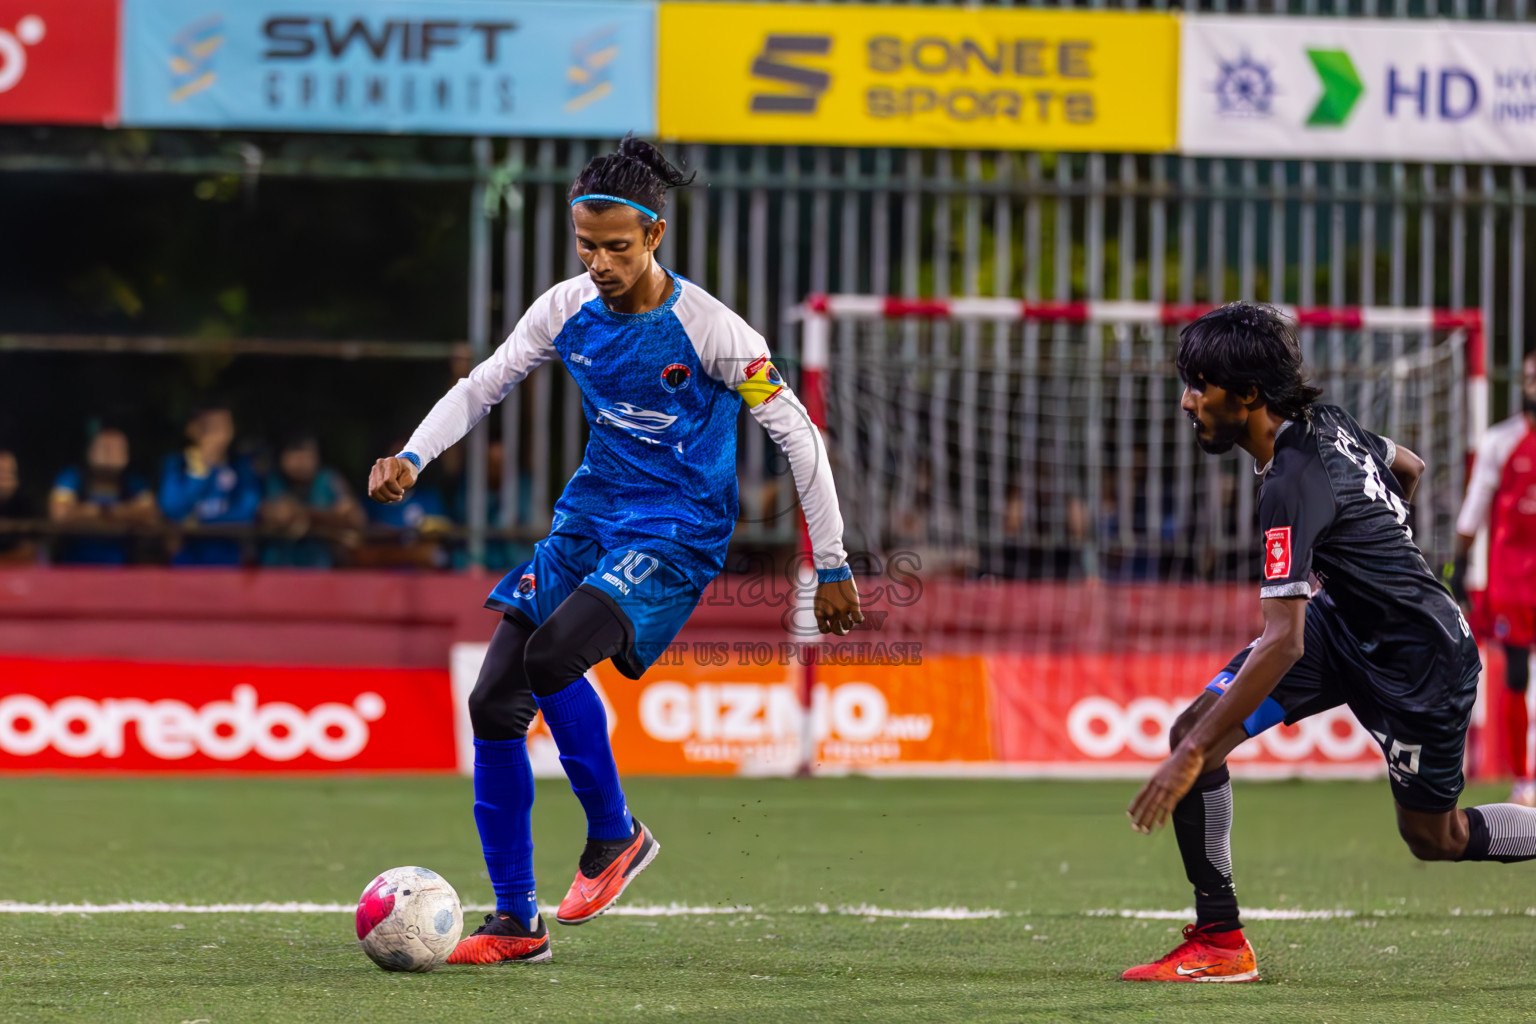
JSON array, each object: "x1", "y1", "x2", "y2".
[
  {"x1": 747, "y1": 388, "x2": 849, "y2": 572},
  {"x1": 401, "y1": 280, "x2": 580, "y2": 468},
  {"x1": 1456, "y1": 415, "x2": 1530, "y2": 536},
  {"x1": 678, "y1": 288, "x2": 849, "y2": 572}
]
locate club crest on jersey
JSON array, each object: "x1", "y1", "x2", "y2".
[
  {"x1": 660, "y1": 363, "x2": 692, "y2": 393},
  {"x1": 1264, "y1": 527, "x2": 1292, "y2": 580},
  {"x1": 516, "y1": 573, "x2": 536, "y2": 597}
]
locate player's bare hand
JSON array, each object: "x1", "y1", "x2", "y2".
[
  {"x1": 368, "y1": 457, "x2": 418, "y2": 504},
  {"x1": 1128, "y1": 742, "x2": 1205, "y2": 834},
  {"x1": 815, "y1": 577, "x2": 864, "y2": 636}
]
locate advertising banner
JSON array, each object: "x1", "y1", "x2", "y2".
[
  {"x1": 0, "y1": 0, "x2": 118, "y2": 125},
  {"x1": 1181, "y1": 16, "x2": 1536, "y2": 163},
  {"x1": 658, "y1": 2, "x2": 1178, "y2": 151},
  {"x1": 450, "y1": 642, "x2": 995, "y2": 776},
  {"x1": 0, "y1": 657, "x2": 457, "y2": 772},
  {"x1": 987, "y1": 651, "x2": 1384, "y2": 776},
  {"x1": 121, "y1": 0, "x2": 654, "y2": 136},
  {"x1": 451, "y1": 643, "x2": 1386, "y2": 777}
]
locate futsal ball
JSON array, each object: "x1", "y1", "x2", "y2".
[{"x1": 355, "y1": 866, "x2": 464, "y2": 972}]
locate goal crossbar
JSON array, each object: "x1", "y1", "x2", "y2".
[{"x1": 796, "y1": 296, "x2": 1488, "y2": 447}]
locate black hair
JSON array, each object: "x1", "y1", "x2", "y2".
[
  {"x1": 188, "y1": 395, "x2": 235, "y2": 422},
  {"x1": 567, "y1": 133, "x2": 695, "y2": 229},
  {"x1": 1176, "y1": 302, "x2": 1323, "y2": 421},
  {"x1": 86, "y1": 416, "x2": 129, "y2": 440},
  {"x1": 280, "y1": 429, "x2": 319, "y2": 453}
]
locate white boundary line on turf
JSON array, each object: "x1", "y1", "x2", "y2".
[
  {"x1": 0, "y1": 901, "x2": 753, "y2": 916},
  {"x1": 7, "y1": 901, "x2": 1528, "y2": 920},
  {"x1": 1085, "y1": 908, "x2": 1356, "y2": 921}
]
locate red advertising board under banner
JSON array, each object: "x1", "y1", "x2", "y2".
[
  {"x1": 0, "y1": 657, "x2": 456, "y2": 771},
  {"x1": 988, "y1": 651, "x2": 1384, "y2": 775},
  {"x1": 0, "y1": 0, "x2": 118, "y2": 124}
]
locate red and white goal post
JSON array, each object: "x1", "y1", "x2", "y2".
[{"x1": 783, "y1": 295, "x2": 1487, "y2": 779}]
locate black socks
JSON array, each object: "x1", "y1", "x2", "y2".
[{"x1": 1172, "y1": 763, "x2": 1242, "y2": 932}]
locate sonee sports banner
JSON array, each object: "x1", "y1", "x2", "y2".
[
  {"x1": 1181, "y1": 16, "x2": 1536, "y2": 163},
  {"x1": 658, "y1": 3, "x2": 1178, "y2": 152}
]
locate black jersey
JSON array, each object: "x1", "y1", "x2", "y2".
[{"x1": 1257, "y1": 404, "x2": 1476, "y2": 713}]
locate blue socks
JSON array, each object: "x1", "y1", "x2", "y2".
[
  {"x1": 534, "y1": 678, "x2": 633, "y2": 840},
  {"x1": 471, "y1": 737, "x2": 539, "y2": 929}
]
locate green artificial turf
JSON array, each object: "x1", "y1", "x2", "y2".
[{"x1": 0, "y1": 776, "x2": 1531, "y2": 1023}]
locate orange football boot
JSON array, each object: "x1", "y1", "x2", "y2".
[
  {"x1": 446, "y1": 912, "x2": 552, "y2": 965},
  {"x1": 555, "y1": 819, "x2": 660, "y2": 926},
  {"x1": 1120, "y1": 923, "x2": 1259, "y2": 983}
]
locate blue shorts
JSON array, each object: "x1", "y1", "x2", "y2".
[{"x1": 485, "y1": 532, "x2": 701, "y2": 679}]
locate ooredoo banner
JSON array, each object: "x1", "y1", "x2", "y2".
[
  {"x1": 0, "y1": 657, "x2": 456, "y2": 771},
  {"x1": 987, "y1": 652, "x2": 1384, "y2": 776},
  {"x1": 0, "y1": 0, "x2": 118, "y2": 124},
  {"x1": 658, "y1": 3, "x2": 1178, "y2": 152},
  {"x1": 1181, "y1": 16, "x2": 1536, "y2": 163},
  {"x1": 121, "y1": 0, "x2": 655, "y2": 136}
]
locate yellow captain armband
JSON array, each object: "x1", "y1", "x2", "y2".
[{"x1": 737, "y1": 354, "x2": 785, "y2": 409}]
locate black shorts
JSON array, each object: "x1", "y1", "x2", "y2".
[{"x1": 1219, "y1": 594, "x2": 1481, "y2": 813}]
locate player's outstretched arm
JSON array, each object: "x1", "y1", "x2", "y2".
[
  {"x1": 691, "y1": 309, "x2": 862, "y2": 634},
  {"x1": 376, "y1": 288, "x2": 562, "y2": 492},
  {"x1": 746, "y1": 386, "x2": 863, "y2": 636},
  {"x1": 1129, "y1": 596, "x2": 1306, "y2": 833}
]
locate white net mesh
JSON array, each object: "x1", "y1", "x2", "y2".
[{"x1": 803, "y1": 314, "x2": 1468, "y2": 656}]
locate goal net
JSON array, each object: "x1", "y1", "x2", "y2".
[{"x1": 784, "y1": 297, "x2": 1484, "y2": 775}]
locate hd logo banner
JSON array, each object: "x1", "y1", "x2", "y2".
[
  {"x1": 121, "y1": 0, "x2": 654, "y2": 136},
  {"x1": 658, "y1": 3, "x2": 1178, "y2": 152},
  {"x1": 1181, "y1": 16, "x2": 1536, "y2": 163}
]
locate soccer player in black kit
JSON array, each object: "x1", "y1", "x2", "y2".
[{"x1": 1122, "y1": 303, "x2": 1536, "y2": 983}]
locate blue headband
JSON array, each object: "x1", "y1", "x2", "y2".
[{"x1": 569, "y1": 193, "x2": 658, "y2": 221}]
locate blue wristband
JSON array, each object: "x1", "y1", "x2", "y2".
[
  {"x1": 816, "y1": 565, "x2": 853, "y2": 584},
  {"x1": 395, "y1": 451, "x2": 422, "y2": 470}
]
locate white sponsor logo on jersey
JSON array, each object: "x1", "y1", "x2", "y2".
[{"x1": 596, "y1": 402, "x2": 678, "y2": 434}]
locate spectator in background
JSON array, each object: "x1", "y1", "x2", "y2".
[
  {"x1": 159, "y1": 401, "x2": 261, "y2": 566},
  {"x1": 49, "y1": 425, "x2": 159, "y2": 564},
  {"x1": 0, "y1": 450, "x2": 37, "y2": 565},
  {"x1": 260, "y1": 432, "x2": 365, "y2": 568},
  {"x1": 1453, "y1": 351, "x2": 1536, "y2": 806},
  {"x1": 356, "y1": 436, "x2": 452, "y2": 569}
]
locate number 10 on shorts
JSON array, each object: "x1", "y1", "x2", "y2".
[{"x1": 603, "y1": 550, "x2": 659, "y2": 596}]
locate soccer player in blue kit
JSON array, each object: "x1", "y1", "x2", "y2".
[{"x1": 368, "y1": 137, "x2": 862, "y2": 965}]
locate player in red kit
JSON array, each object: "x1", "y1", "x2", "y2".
[{"x1": 1453, "y1": 352, "x2": 1536, "y2": 806}]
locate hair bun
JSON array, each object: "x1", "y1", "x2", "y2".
[{"x1": 617, "y1": 132, "x2": 696, "y2": 190}]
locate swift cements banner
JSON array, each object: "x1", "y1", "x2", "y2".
[
  {"x1": 120, "y1": 0, "x2": 654, "y2": 135},
  {"x1": 658, "y1": 3, "x2": 1178, "y2": 152},
  {"x1": 1181, "y1": 16, "x2": 1536, "y2": 163}
]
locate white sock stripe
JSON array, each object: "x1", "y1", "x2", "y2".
[
  {"x1": 1202, "y1": 782, "x2": 1235, "y2": 880},
  {"x1": 1478, "y1": 803, "x2": 1536, "y2": 859}
]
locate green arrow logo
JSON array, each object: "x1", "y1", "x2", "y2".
[{"x1": 1306, "y1": 49, "x2": 1363, "y2": 128}]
